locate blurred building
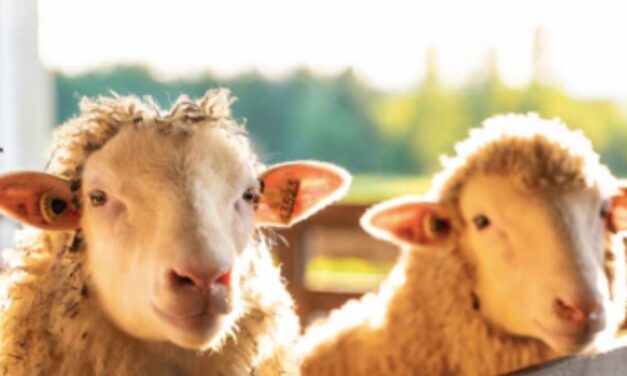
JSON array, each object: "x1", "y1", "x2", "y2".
[{"x1": 0, "y1": 0, "x2": 54, "y2": 249}]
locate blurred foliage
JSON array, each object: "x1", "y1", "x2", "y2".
[
  {"x1": 54, "y1": 61, "x2": 627, "y2": 178},
  {"x1": 344, "y1": 175, "x2": 430, "y2": 204},
  {"x1": 305, "y1": 256, "x2": 395, "y2": 292}
]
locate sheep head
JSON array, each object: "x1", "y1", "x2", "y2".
[
  {"x1": 361, "y1": 114, "x2": 627, "y2": 355},
  {"x1": 0, "y1": 91, "x2": 351, "y2": 351}
]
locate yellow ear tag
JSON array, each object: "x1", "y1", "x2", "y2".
[
  {"x1": 423, "y1": 212, "x2": 450, "y2": 239},
  {"x1": 39, "y1": 192, "x2": 69, "y2": 224}
]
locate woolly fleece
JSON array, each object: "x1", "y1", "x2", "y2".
[
  {"x1": 299, "y1": 114, "x2": 626, "y2": 376},
  {"x1": 0, "y1": 90, "x2": 300, "y2": 375}
]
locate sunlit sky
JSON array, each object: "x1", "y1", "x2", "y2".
[{"x1": 38, "y1": 0, "x2": 627, "y2": 101}]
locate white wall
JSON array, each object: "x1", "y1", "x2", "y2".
[{"x1": 0, "y1": 0, "x2": 54, "y2": 249}]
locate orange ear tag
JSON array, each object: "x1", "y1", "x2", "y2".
[
  {"x1": 422, "y1": 212, "x2": 451, "y2": 240},
  {"x1": 39, "y1": 192, "x2": 79, "y2": 225}
]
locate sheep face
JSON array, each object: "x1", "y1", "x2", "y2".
[
  {"x1": 0, "y1": 125, "x2": 350, "y2": 352},
  {"x1": 458, "y1": 174, "x2": 609, "y2": 354},
  {"x1": 362, "y1": 174, "x2": 627, "y2": 355},
  {"x1": 79, "y1": 125, "x2": 254, "y2": 350}
]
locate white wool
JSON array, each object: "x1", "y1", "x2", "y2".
[{"x1": 0, "y1": 90, "x2": 301, "y2": 375}]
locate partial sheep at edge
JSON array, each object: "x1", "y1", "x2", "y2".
[{"x1": 299, "y1": 114, "x2": 627, "y2": 376}]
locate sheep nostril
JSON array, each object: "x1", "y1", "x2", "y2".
[
  {"x1": 174, "y1": 274, "x2": 194, "y2": 286},
  {"x1": 215, "y1": 269, "x2": 231, "y2": 287},
  {"x1": 553, "y1": 298, "x2": 586, "y2": 323},
  {"x1": 553, "y1": 298, "x2": 604, "y2": 326},
  {"x1": 167, "y1": 267, "x2": 231, "y2": 290},
  {"x1": 168, "y1": 269, "x2": 203, "y2": 289}
]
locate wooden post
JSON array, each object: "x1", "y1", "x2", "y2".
[{"x1": 0, "y1": 0, "x2": 54, "y2": 249}]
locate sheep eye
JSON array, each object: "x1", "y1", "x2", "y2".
[
  {"x1": 89, "y1": 190, "x2": 107, "y2": 207},
  {"x1": 242, "y1": 187, "x2": 261, "y2": 205},
  {"x1": 600, "y1": 200, "x2": 611, "y2": 218},
  {"x1": 473, "y1": 214, "x2": 490, "y2": 230}
]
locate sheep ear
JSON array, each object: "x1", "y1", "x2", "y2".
[
  {"x1": 360, "y1": 196, "x2": 455, "y2": 248},
  {"x1": 256, "y1": 161, "x2": 351, "y2": 227},
  {"x1": 0, "y1": 171, "x2": 80, "y2": 230},
  {"x1": 609, "y1": 185, "x2": 627, "y2": 232}
]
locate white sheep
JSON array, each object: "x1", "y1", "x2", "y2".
[
  {"x1": 299, "y1": 114, "x2": 627, "y2": 375},
  {"x1": 0, "y1": 89, "x2": 351, "y2": 375}
]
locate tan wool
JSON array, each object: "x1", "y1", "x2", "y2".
[
  {"x1": 0, "y1": 90, "x2": 300, "y2": 375},
  {"x1": 299, "y1": 114, "x2": 626, "y2": 376}
]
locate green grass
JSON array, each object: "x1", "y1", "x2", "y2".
[
  {"x1": 342, "y1": 174, "x2": 431, "y2": 204},
  {"x1": 305, "y1": 256, "x2": 396, "y2": 293},
  {"x1": 307, "y1": 256, "x2": 394, "y2": 274}
]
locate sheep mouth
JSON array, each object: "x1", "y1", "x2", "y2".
[
  {"x1": 533, "y1": 319, "x2": 597, "y2": 352},
  {"x1": 151, "y1": 302, "x2": 222, "y2": 334}
]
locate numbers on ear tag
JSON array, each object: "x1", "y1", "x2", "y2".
[{"x1": 278, "y1": 179, "x2": 300, "y2": 223}]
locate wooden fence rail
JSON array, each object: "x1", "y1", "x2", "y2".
[{"x1": 274, "y1": 203, "x2": 395, "y2": 324}]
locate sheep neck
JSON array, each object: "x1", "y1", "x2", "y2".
[{"x1": 301, "y1": 247, "x2": 558, "y2": 375}]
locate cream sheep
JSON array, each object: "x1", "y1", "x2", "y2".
[
  {"x1": 299, "y1": 114, "x2": 627, "y2": 376},
  {"x1": 0, "y1": 89, "x2": 351, "y2": 375}
]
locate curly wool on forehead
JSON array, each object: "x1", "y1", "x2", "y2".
[
  {"x1": 46, "y1": 89, "x2": 257, "y2": 184},
  {"x1": 431, "y1": 114, "x2": 618, "y2": 204}
]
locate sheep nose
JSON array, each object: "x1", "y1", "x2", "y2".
[
  {"x1": 553, "y1": 298, "x2": 605, "y2": 330},
  {"x1": 168, "y1": 266, "x2": 231, "y2": 291}
]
